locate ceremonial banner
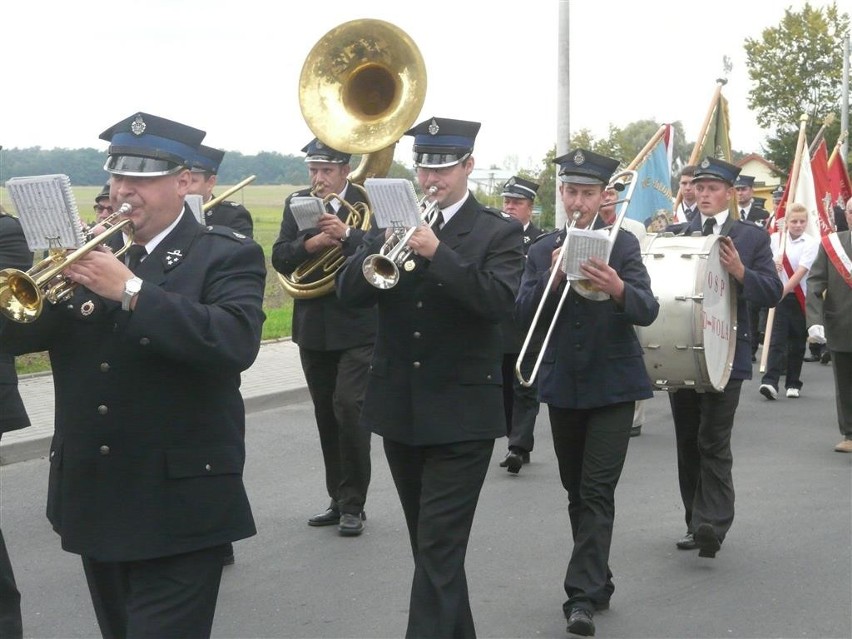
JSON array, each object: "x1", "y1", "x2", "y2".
[
  {"x1": 624, "y1": 124, "x2": 673, "y2": 227},
  {"x1": 810, "y1": 139, "x2": 835, "y2": 235},
  {"x1": 827, "y1": 134, "x2": 851, "y2": 208}
]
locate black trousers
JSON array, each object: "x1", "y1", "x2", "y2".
[
  {"x1": 299, "y1": 344, "x2": 372, "y2": 514},
  {"x1": 81, "y1": 545, "x2": 227, "y2": 639},
  {"x1": 501, "y1": 352, "x2": 541, "y2": 452},
  {"x1": 669, "y1": 379, "x2": 743, "y2": 542},
  {"x1": 549, "y1": 402, "x2": 633, "y2": 614},
  {"x1": 0, "y1": 528, "x2": 23, "y2": 639},
  {"x1": 761, "y1": 295, "x2": 807, "y2": 390},
  {"x1": 748, "y1": 302, "x2": 766, "y2": 356},
  {"x1": 383, "y1": 437, "x2": 494, "y2": 639}
]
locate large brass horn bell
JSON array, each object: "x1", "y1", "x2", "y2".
[
  {"x1": 298, "y1": 19, "x2": 427, "y2": 160},
  {"x1": 277, "y1": 19, "x2": 427, "y2": 300}
]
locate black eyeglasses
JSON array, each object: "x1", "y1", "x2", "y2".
[{"x1": 93, "y1": 204, "x2": 114, "y2": 213}]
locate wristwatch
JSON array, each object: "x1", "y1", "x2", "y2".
[{"x1": 122, "y1": 277, "x2": 143, "y2": 311}]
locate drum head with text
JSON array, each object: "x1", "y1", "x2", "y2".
[{"x1": 701, "y1": 237, "x2": 737, "y2": 391}]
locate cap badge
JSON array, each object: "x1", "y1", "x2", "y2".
[
  {"x1": 428, "y1": 119, "x2": 440, "y2": 136},
  {"x1": 506, "y1": 177, "x2": 516, "y2": 188},
  {"x1": 700, "y1": 158, "x2": 711, "y2": 169},
  {"x1": 131, "y1": 115, "x2": 147, "y2": 136},
  {"x1": 573, "y1": 150, "x2": 585, "y2": 165},
  {"x1": 316, "y1": 141, "x2": 326, "y2": 150}
]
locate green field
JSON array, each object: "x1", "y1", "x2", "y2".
[{"x1": 2, "y1": 184, "x2": 307, "y2": 374}]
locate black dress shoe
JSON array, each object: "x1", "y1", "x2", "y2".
[
  {"x1": 566, "y1": 607, "x2": 595, "y2": 636},
  {"x1": 676, "y1": 531, "x2": 697, "y2": 550},
  {"x1": 695, "y1": 523, "x2": 721, "y2": 558},
  {"x1": 630, "y1": 424, "x2": 642, "y2": 437},
  {"x1": 820, "y1": 351, "x2": 831, "y2": 365},
  {"x1": 504, "y1": 449, "x2": 525, "y2": 474},
  {"x1": 308, "y1": 507, "x2": 340, "y2": 527},
  {"x1": 338, "y1": 512, "x2": 365, "y2": 536},
  {"x1": 803, "y1": 354, "x2": 819, "y2": 362}
]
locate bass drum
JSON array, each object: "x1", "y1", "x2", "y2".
[{"x1": 637, "y1": 233, "x2": 737, "y2": 392}]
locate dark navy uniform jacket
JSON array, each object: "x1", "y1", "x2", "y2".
[
  {"x1": 516, "y1": 226, "x2": 659, "y2": 409},
  {"x1": 670, "y1": 216, "x2": 782, "y2": 380},
  {"x1": 271, "y1": 183, "x2": 376, "y2": 351},
  {"x1": 336, "y1": 194, "x2": 524, "y2": 446},
  {"x1": 204, "y1": 199, "x2": 254, "y2": 238},
  {"x1": 0, "y1": 213, "x2": 33, "y2": 434},
  {"x1": 0, "y1": 207, "x2": 266, "y2": 561},
  {"x1": 501, "y1": 220, "x2": 543, "y2": 353}
]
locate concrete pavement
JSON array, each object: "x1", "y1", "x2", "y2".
[{"x1": 0, "y1": 338, "x2": 309, "y2": 466}]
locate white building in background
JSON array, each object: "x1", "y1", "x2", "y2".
[{"x1": 468, "y1": 167, "x2": 514, "y2": 195}]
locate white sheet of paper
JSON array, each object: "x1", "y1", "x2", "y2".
[
  {"x1": 561, "y1": 228, "x2": 613, "y2": 279},
  {"x1": 6, "y1": 174, "x2": 86, "y2": 250},
  {"x1": 290, "y1": 196, "x2": 326, "y2": 230},
  {"x1": 184, "y1": 194, "x2": 205, "y2": 224},
  {"x1": 364, "y1": 178, "x2": 422, "y2": 229}
]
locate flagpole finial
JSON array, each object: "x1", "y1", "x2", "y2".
[
  {"x1": 800, "y1": 114, "x2": 809, "y2": 123},
  {"x1": 717, "y1": 55, "x2": 733, "y2": 85}
]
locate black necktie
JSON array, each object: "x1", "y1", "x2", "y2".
[
  {"x1": 126, "y1": 244, "x2": 147, "y2": 271},
  {"x1": 740, "y1": 208, "x2": 747, "y2": 219},
  {"x1": 434, "y1": 210, "x2": 445, "y2": 231},
  {"x1": 702, "y1": 218, "x2": 715, "y2": 236}
]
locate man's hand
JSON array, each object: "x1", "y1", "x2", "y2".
[
  {"x1": 718, "y1": 236, "x2": 746, "y2": 282},
  {"x1": 808, "y1": 324, "x2": 826, "y2": 344},
  {"x1": 317, "y1": 212, "x2": 349, "y2": 241},
  {"x1": 62, "y1": 246, "x2": 134, "y2": 302},
  {"x1": 579, "y1": 256, "x2": 625, "y2": 302},
  {"x1": 405, "y1": 223, "x2": 440, "y2": 260}
]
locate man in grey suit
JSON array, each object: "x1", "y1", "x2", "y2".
[
  {"x1": 337, "y1": 116, "x2": 524, "y2": 638},
  {"x1": 805, "y1": 199, "x2": 852, "y2": 453}
]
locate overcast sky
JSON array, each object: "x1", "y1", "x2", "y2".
[{"x1": 0, "y1": 0, "x2": 832, "y2": 173}]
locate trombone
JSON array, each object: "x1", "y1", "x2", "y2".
[
  {"x1": 361, "y1": 187, "x2": 439, "y2": 289},
  {"x1": 0, "y1": 203, "x2": 133, "y2": 323},
  {"x1": 514, "y1": 170, "x2": 637, "y2": 387}
]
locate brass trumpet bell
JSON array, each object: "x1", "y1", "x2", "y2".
[{"x1": 299, "y1": 19, "x2": 427, "y2": 155}]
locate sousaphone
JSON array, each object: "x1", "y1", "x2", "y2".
[{"x1": 278, "y1": 19, "x2": 427, "y2": 299}]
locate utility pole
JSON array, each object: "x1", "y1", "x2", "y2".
[
  {"x1": 555, "y1": 0, "x2": 570, "y2": 228},
  {"x1": 842, "y1": 33, "x2": 849, "y2": 160}
]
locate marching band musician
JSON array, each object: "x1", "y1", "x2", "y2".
[
  {"x1": 0, "y1": 112, "x2": 266, "y2": 638},
  {"x1": 336, "y1": 116, "x2": 524, "y2": 638},
  {"x1": 0, "y1": 207, "x2": 32, "y2": 639},
  {"x1": 665, "y1": 157, "x2": 782, "y2": 559},
  {"x1": 271, "y1": 138, "x2": 375, "y2": 536},
  {"x1": 498, "y1": 175, "x2": 543, "y2": 473},
  {"x1": 516, "y1": 149, "x2": 659, "y2": 637},
  {"x1": 188, "y1": 144, "x2": 254, "y2": 237},
  {"x1": 735, "y1": 174, "x2": 770, "y2": 227}
]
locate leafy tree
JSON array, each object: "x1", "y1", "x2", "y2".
[{"x1": 744, "y1": 1, "x2": 850, "y2": 171}]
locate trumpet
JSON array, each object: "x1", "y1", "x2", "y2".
[
  {"x1": 0, "y1": 204, "x2": 134, "y2": 323},
  {"x1": 514, "y1": 170, "x2": 637, "y2": 387},
  {"x1": 361, "y1": 187, "x2": 439, "y2": 289}
]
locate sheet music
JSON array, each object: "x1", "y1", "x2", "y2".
[
  {"x1": 184, "y1": 194, "x2": 205, "y2": 224},
  {"x1": 5, "y1": 174, "x2": 86, "y2": 250},
  {"x1": 364, "y1": 178, "x2": 422, "y2": 229},
  {"x1": 290, "y1": 196, "x2": 326, "y2": 230},
  {"x1": 561, "y1": 228, "x2": 613, "y2": 279}
]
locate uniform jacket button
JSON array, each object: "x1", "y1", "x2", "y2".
[
  {"x1": 413, "y1": 361, "x2": 421, "y2": 368},
  {"x1": 205, "y1": 464, "x2": 212, "y2": 471},
  {"x1": 139, "y1": 337, "x2": 151, "y2": 346},
  {"x1": 97, "y1": 405, "x2": 108, "y2": 415},
  {"x1": 413, "y1": 331, "x2": 421, "y2": 339},
  {"x1": 100, "y1": 362, "x2": 110, "y2": 372},
  {"x1": 99, "y1": 445, "x2": 110, "y2": 455}
]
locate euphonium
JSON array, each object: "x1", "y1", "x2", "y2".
[
  {"x1": 277, "y1": 18, "x2": 427, "y2": 300},
  {"x1": 278, "y1": 184, "x2": 372, "y2": 299},
  {"x1": 362, "y1": 187, "x2": 439, "y2": 289},
  {"x1": 0, "y1": 203, "x2": 133, "y2": 323}
]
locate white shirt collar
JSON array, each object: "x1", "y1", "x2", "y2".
[{"x1": 439, "y1": 190, "x2": 470, "y2": 226}]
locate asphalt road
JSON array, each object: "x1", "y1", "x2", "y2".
[{"x1": 1, "y1": 359, "x2": 849, "y2": 639}]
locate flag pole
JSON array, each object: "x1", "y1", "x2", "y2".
[
  {"x1": 827, "y1": 129, "x2": 848, "y2": 167},
  {"x1": 759, "y1": 114, "x2": 809, "y2": 374},
  {"x1": 674, "y1": 81, "x2": 726, "y2": 213},
  {"x1": 627, "y1": 124, "x2": 667, "y2": 171},
  {"x1": 808, "y1": 114, "x2": 836, "y2": 157}
]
